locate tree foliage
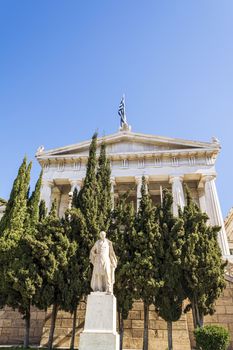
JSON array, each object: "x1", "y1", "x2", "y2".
[
  {"x1": 181, "y1": 186, "x2": 226, "y2": 328},
  {"x1": 96, "y1": 142, "x2": 112, "y2": 231},
  {"x1": 0, "y1": 160, "x2": 43, "y2": 347},
  {"x1": 34, "y1": 203, "x2": 76, "y2": 349},
  {"x1": 109, "y1": 193, "x2": 136, "y2": 350},
  {"x1": 131, "y1": 177, "x2": 161, "y2": 350},
  {"x1": 154, "y1": 189, "x2": 185, "y2": 350}
]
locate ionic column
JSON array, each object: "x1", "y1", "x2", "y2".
[
  {"x1": 70, "y1": 179, "x2": 82, "y2": 193},
  {"x1": 40, "y1": 179, "x2": 53, "y2": 211},
  {"x1": 68, "y1": 179, "x2": 83, "y2": 209},
  {"x1": 169, "y1": 175, "x2": 185, "y2": 216},
  {"x1": 135, "y1": 176, "x2": 142, "y2": 212},
  {"x1": 110, "y1": 177, "x2": 116, "y2": 210},
  {"x1": 202, "y1": 175, "x2": 230, "y2": 256}
]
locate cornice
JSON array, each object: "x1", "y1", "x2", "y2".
[{"x1": 37, "y1": 148, "x2": 218, "y2": 164}]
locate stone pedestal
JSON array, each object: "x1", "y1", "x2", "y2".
[{"x1": 79, "y1": 292, "x2": 119, "y2": 350}]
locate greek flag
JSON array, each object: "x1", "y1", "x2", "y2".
[{"x1": 118, "y1": 96, "x2": 127, "y2": 126}]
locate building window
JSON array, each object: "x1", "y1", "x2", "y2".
[
  {"x1": 172, "y1": 157, "x2": 179, "y2": 167},
  {"x1": 138, "y1": 159, "x2": 145, "y2": 168},
  {"x1": 122, "y1": 159, "x2": 129, "y2": 168},
  {"x1": 154, "y1": 157, "x2": 161, "y2": 167},
  {"x1": 189, "y1": 156, "x2": 196, "y2": 166},
  {"x1": 230, "y1": 249, "x2": 233, "y2": 255}
]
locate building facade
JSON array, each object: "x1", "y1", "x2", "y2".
[{"x1": 36, "y1": 125, "x2": 230, "y2": 257}]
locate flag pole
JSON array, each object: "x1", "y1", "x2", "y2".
[{"x1": 123, "y1": 93, "x2": 126, "y2": 123}]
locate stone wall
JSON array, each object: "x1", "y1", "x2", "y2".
[
  {"x1": 186, "y1": 278, "x2": 233, "y2": 350},
  {"x1": 0, "y1": 306, "x2": 45, "y2": 345},
  {"x1": 39, "y1": 302, "x2": 191, "y2": 350},
  {"x1": 0, "y1": 278, "x2": 233, "y2": 349}
]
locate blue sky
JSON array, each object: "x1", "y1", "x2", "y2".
[{"x1": 0, "y1": 1, "x2": 233, "y2": 216}]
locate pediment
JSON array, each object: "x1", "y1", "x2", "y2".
[{"x1": 36, "y1": 131, "x2": 219, "y2": 160}]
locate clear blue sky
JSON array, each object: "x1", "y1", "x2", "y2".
[{"x1": 0, "y1": 1, "x2": 233, "y2": 216}]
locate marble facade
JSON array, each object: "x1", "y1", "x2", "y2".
[{"x1": 36, "y1": 128, "x2": 230, "y2": 257}]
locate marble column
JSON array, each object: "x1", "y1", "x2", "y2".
[
  {"x1": 40, "y1": 179, "x2": 53, "y2": 211},
  {"x1": 70, "y1": 179, "x2": 82, "y2": 193},
  {"x1": 169, "y1": 175, "x2": 185, "y2": 216},
  {"x1": 202, "y1": 175, "x2": 230, "y2": 256},
  {"x1": 135, "y1": 176, "x2": 142, "y2": 212},
  {"x1": 110, "y1": 177, "x2": 116, "y2": 210},
  {"x1": 197, "y1": 186, "x2": 207, "y2": 213}
]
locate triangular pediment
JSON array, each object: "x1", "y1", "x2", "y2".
[{"x1": 36, "y1": 131, "x2": 220, "y2": 160}]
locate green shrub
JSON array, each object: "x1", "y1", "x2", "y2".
[{"x1": 194, "y1": 325, "x2": 230, "y2": 350}]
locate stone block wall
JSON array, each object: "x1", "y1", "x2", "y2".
[
  {"x1": 0, "y1": 306, "x2": 45, "y2": 345},
  {"x1": 39, "y1": 302, "x2": 191, "y2": 350},
  {"x1": 122, "y1": 303, "x2": 191, "y2": 350},
  {"x1": 0, "y1": 278, "x2": 233, "y2": 349},
  {"x1": 186, "y1": 278, "x2": 233, "y2": 350},
  {"x1": 40, "y1": 302, "x2": 86, "y2": 348}
]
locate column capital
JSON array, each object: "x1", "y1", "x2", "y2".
[
  {"x1": 169, "y1": 175, "x2": 184, "y2": 184},
  {"x1": 135, "y1": 176, "x2": 142, "y2": 185},
  {"x1": 69, "y1": 179, "x2": 83, "y2": 187},
  {"x1": 135, "y1": 175, "x2": 149, "y2": 185},
  {"x1": 200, "y1": 174, "x2": 216, "y2": 183}
]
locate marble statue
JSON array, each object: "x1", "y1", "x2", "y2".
[{"x1": 90, "y1": 231, "x2": 117, "y2": 294}]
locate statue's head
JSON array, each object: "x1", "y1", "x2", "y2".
[{"x1": 100, "y1": 231, "x2": 106, "y2": 241}]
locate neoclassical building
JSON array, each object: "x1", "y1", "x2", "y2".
[{"x1": 36, "y1": 124, "x2": 230, "y2": 257}]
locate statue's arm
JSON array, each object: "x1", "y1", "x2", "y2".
[
  {"x1": 109, "y1": 241, "x2": 117, "y2": 268},
  {"x1": 90, "y1": 241, "x2": 98, "y2": 265}
]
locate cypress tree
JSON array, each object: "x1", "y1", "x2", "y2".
[
  {"x1": 181, "y1": 187, "x2": 226, "y2": 328},
  {"x1": 76, "y1": 132, "x2": 99, "y2": 240},
  {"x1": 27, "y1": 171, "x2": 42, "y2": 225},
  {"x1": 71, "y1": 132, "x2": 100, "y2": 288},
  {"x1": 96, "y1": 142, "x2": 112, "y2": 230},
  {"x1": 66, "y1": 133, "x2": 100, "y2": 348},
  {"x1": 34, "y1": 202, "x2": 76, "y2": 350},
  {"x1": 154, "y1": 189, "x2": 185, "y2": 350},
  {"x1": 109, "y1": 194, "x2": 136, "y2": 350},
  {"x1": 0, "y1": 159, "x2": 44, "y2": 348},
  {"x1": 60, "y1": 211, "x2": 82, "y2": 350},
  {"x1": 0, "y1": 157, "x2": 29, "y2": 234},
  {"x1": 132, "y1": 177, "x2": 161, "y2": 350},
  {"x1": 39, "y1": 199, "x2": 47, "y2": 222}
]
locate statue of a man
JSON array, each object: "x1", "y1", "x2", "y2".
[{"x1": 89, "y1": 231, "x2": 117, "y2": 294}]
